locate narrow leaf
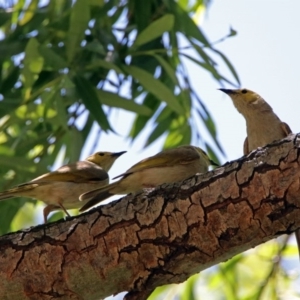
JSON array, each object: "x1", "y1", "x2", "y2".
[
  {"x1": 163, "y1": 123, "x2": 192, "y2": 149},
  {"x1": 152, "y1": 54, "x2": 179, "y2": 85},
  {"x1": 66, "y1": 0, "x2": 90, "y2": 63},
  {"x1": 73, "y1": 75, "x2": 111, "y2": 131},
  {"x1": 172, "y1": 2, "x2": 209, "y2": 46},
  {"x1": 22, "y1": 38, "x2": 44, "y2": 93},
  {"x1": 133, "y1": 14, "x2": 175, "y2": 48},
  {"x1": 86, "y1": 59, "x2": 124, "y2": 74},
  {"x1": 144, "y1": 117, "x2": 172, "y2": 147},
  {"x1": 180, "y1": 275, "x2": 197, "y2": 300},
  {"x1": 212, "y1": 48, "x2": 241, "y2": 86},
  {"x1": 97, "y1": 90, "x2": 152, "y2": 116},
  {"x1": 129, "y1": 94, "x2": 160, "y2": 140},
  {"x1": 124, "y1": 65, "x2": 183, "y2": 115},
  {"x1": 38, "y1": 46, "x2": 68, "y2": 70},
  {"x1": 19, "y1": 0, "x2": 38, "y2": 26}
]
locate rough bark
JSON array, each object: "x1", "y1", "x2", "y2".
[{"x1": 0, "y1": 134, "x2": 300, "y2": 300}]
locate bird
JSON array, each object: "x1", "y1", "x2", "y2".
[
  {"x1": 219, "y1": 88, "x2": 300, "y2": 255},
  {"x1": 219, "y1": 88, "x2": 291, "y2": 154},
  {"x1": 79, "y1": 145, "x2": 217, "y2": 212},
  {"x1": 0, "y1": 151, "x2": 126, "y2": 223}
]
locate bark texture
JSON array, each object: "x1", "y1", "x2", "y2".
[{"x1": 0, "y1": 134, "x2": 300, "y2": 300}]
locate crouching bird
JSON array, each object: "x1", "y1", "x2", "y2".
[
  {"x1": 0, "y1": 151, "x2": 126, "y2": 223},
  {"x1": 79, "y1": 145, "x2": 217, "y2": 212},
  {"x1": 219, "y1": 88, "x2": 300, "y2": 257}
]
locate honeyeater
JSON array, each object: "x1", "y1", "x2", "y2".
[
  {"x1": 0, "y1": 151, "x2": 126, "y2": 223},
  {"x1": 79, "y1": 145, "x2": 217, "y2": 212},
  {"x1": 219, "y1": 88, "x2": 300, "y2": 256}
]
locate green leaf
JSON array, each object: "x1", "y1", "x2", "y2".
[
  {"x1": 180, "y1": 274, "x2": 197, "y2": 300},
  {"x1": 86, "y1": 59, "x2": 124, "y2": 74},
  {"x1": 15, "y1": 103, "x2": 57, "y2": 119},
  {"x1": 88, "y1": 0, "x2": 105, "y2": 6},
  {"x1": 204, "y1": 143, "x2": 221, "y2": 166},
  {"x1": 97, "y1": 90, "x2": 152, "y2": 116},
  {"x1": 0, "y1": 40, "x2": 25, "y2": 58},
  {"x1": 66, "y1": 127, "x2": 84, "y2": 161},
  {"x1": 196, "y1": 108, "x2": 225, "y2": 155},
  {"x1": 212, "y1": 48, "x2": 241, "y2": 86},
  {"x1": 84, "y1": 40, "x2": 107, "y2": 55},
  {"x1": 0, "y1": 66, "x2": 20, "y2": 95},
  {"x1": 124, "y1": 65, "x2": 184, "y2": 115},
  {"x1": 164, "y1": 122, "x2": 191, "y2": 149},
  {"x1": 73, "y1": 75, "x2": 111, "y2": 131},
  {"x1": 190, "y1": 40, "x2": 216, "y2": 66},
  {"x1": 129, "y1": 94, "x2": 160, "y2": 140},
  {"x1": 180, "y1": 53, "x2": 215, "y2": 75},
  {"x1": 54, "y1": 93, "x2": 69, "y2": 130},
  {"x1": 152, "y1": 54, "x2": 179, "y2": 85},
  {"x1": 144, "y1": 117, "x2": 172, "y2": 147},
  {"x1": 19, "y1": 0, "x2": 38, "y2": 26},
  {"x1": 22, "y1": 38, "x2": 44, "y2": 93},
  {"x1": 172, "y1": 2, "x2": 209, "y2": 46},
  {"x1": 133, "y1": 14, "x2": 175, "y2": 48},
  {"x1": 81, "y1": 114, "x2": 94, "y2": 142},
  {"x1": 47, "y1": 211, "x2": 65, "y2": 223},
  {"x1": 66, "y1": 0, "x2": 90, "y2": 63},
  {"x1": 0, "y1": 200, "x2": 26, "y2": 235},
  {"x1": 181, "y1": 52, "x2": 236, "y2": 86},
  {"x1": 155, "y1": 106, "x2": 173, "y2": 122},
  {"x1": 0, "y1": 156, "x2": 35, "y2": 170},
  {"x1": 148, "y1": 285, "x2": 173, "y2": 300},
  {"x1": 0, "y1": 10, "x2": 11, "y2": 27},
  {"x1": 282, "y1": 244, "x2": 299, "y2": 257},
  {"x1": 38, "y1": 46, "x2": 68, "y2": 70}
]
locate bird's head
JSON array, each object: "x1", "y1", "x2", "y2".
[
  {"x1": 219, "y1": 88, "x2": 268, "y2": 116},
  {"x1": 86, "y1": 151, "x2": 126, "y2": 171}
]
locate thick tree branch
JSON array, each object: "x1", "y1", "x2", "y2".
[{"x1": 1, "y1": 134, "x2": 300, "y2": 300}]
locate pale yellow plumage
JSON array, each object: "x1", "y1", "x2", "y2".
[
  {"x1": 0, "y1": 151, "x2": 126, "y2": 222},
  {"x1": 80, "y1": 145, "x2": 217, "y2": 212},
  {"x1": 219, "y1": 88, "x2": 300, "y2": 256}
]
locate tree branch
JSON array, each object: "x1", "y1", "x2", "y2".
[{"x1": 1, "y1": 134, "x2": 300, "y2": 300}]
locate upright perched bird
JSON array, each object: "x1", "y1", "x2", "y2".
[
  {"x1": 0, "y1": 151, "x2": 126, "y2": 223},
  {"x1": 219, "y1": 88, "x2": 291, "y2": 154},
  {"x1": 80, "y1": 145, "x2": 217, "y2": 212},
  {"x1": 219, "y1": 88, "x2": 300, "y2": 254}
]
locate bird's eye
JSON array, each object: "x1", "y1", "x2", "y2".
[
  {"x1": 241, "y1": 89, "x2": 247, "y2": 94},
  {"x1": 98, "y1": 152, "x2": 105, "y2": 156}
]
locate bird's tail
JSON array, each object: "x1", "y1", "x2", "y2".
[
  {"x1": 0, "y1": 184, "x2": 37, "y2": 201},
  {"x1": 0, "y1": 192, "x2": 14, "y2": 201},
  {"x1": 79, "y1": 182, "x2": 118, "y2": 212}
]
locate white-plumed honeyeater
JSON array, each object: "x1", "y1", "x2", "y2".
[{"x1": 0, "y1": 151, "x2": 126, "y2": 223}]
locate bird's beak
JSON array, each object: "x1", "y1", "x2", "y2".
[
  {"x1": 219, "y1": 88, "x2": 236, "y2": 95},
  {"x1": 112, "y1": 151, "x2": 127, "y2": 157}
]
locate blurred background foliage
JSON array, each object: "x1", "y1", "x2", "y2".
[
  {"x1": 0, "y1": 0, "x2": 238, "y2": 231},
  {"x1": 0, "y1": 0, "x2": 298, "y2": 299}
]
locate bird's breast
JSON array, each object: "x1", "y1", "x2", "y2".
[{"x1": 246, "y1": 117, "x2": 286, "y2": 151}]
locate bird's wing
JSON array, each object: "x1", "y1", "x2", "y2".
[
  {"x1": 281, "y1": 122, "x2": 292, "y2": 136},
  {"x1": 243, "y1": 137, "x2": 249, "y2": 155},
  {"x1": 28, "y1": 161, "x2": 108, "y2": 184},
  {"x1": 113, "y1": 147, "x2": 199, "y2": 179}
]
